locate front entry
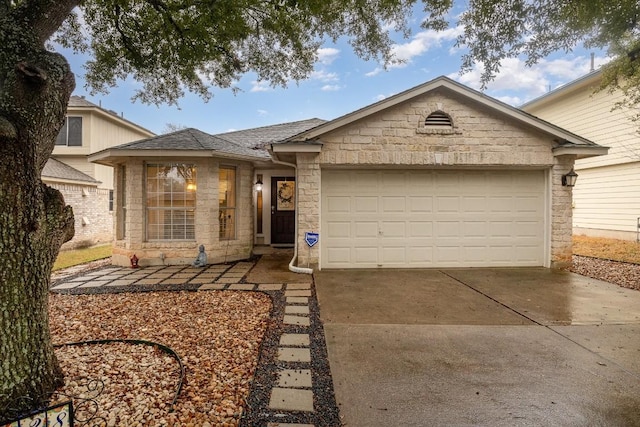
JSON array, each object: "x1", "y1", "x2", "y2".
[{"x1": 271, "y1": 177, "x2": 296, "y2": 245}]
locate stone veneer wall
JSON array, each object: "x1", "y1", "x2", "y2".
[
  {"x1": 48, "y1": 182, "x2": 113, "y2": 250},
  {"x1": 111, "y1": 158, "x2": 254, "y2": 267},
  {"x1": 296, "y1": 153, "x2": 321, "y2": 267},
  {"x1": 294, "y1": 89, "x2": 575, "y2": 268}
]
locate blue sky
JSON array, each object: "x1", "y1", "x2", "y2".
[{"x1": 61, "y1": 5, "x2": 609, "y2": 136}]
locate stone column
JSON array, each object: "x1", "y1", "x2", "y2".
[
  {"x1": 296, "y1": 152, "x2": 321, "y2": 268},
  {"x1": 551, "y1": 155, "x2": 576, "y2": 268}
]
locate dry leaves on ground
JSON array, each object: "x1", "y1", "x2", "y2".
[{"x1": 49, "y1": 291, "x2": 272, "y2": 426}]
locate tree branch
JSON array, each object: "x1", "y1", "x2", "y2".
[{"x1": 12, "y1": 0, "x2": 82, "y2": 44}]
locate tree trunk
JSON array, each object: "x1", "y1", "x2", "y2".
[{"x1": 0, "y1": 18, "x2": 75, "y2": 420}]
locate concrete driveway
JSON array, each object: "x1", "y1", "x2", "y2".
[{"x1": 315, "y1": 268, "x2": 640, "y2": 426}]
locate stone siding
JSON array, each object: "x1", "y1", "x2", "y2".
[
  {"x1": 48, "y1": 182, "x2": 113, "y2": 250},
  {"x1": 112, "y1": 158, "x2": 254, "y2": 267},
  {"x1": 294, "y1": 88, "x2": 574, "y2": 268}
]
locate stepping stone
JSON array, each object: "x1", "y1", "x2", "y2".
[
  {"x1": 285, "y1": 306, "x2": 309, "y2": 315},
  {"x1": 198, "y1": 284, "x2": 225, "y2": 290},
  {"x1": 279, "y1": 334, "x2": 310, "y2": 347},
  {"x1": 277, "y1": 348, "x2": 311, "y2": 363},
  {"x1": 77, "y1": 280, "x2": 109, "y2": 288},
  {"x1": 189, "y1": 277, "x2": 216, "y2": 284},
  {"x1": 277, "y1": 369, "x2": 312, "y2": 388},
  {"x1": 283, "y1": 315, "x2": 310, "y2": 326},
  {"x1": 51, "y1": 282, "x2": 81, "y2": 289},
  {"x1": 258, "y1": 284, "x2": 283, "y2": 291},
  {"x1": 134, "y1": 279, "x2": 162, "y2": 285},
  {"x1": 287, "y1": 297, "x2": 309, "y2": 304},
  {"x1": 69, "y1": 276, "x2": 93, "y2": 282},
  {"x1": 286, "y1": 283, "x2": 311, "y2": 290},
  {"x1": 284, "y1": 290, "x2": 312, "y2": 297},
  {"x1": 160, "y1": 278, "x2": 186, "y2": 285},
  {"x1": 269, "y1": 388, "x2": 314, "y2": 412},
  {"x1": 216, "y1": 277, "x2": 240, "y2": 284},
  {"x1": 106, "y1": 279, "x2": 137, "y2": 287},
  {"x1": 227, "y1": 284, "x2": 255, "y2": 291},
  {"x1": 223, "y1": 272, "x2": 245, "y2": 278}
]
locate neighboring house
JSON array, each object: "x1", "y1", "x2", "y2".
[
  {"x1": 49, "y1": 95, "x2": 155, "y2": 248},
  {"x1": 89, "y1": 76, "x2": 606, "y2": 270},
  {"x1": 42, "y1": 158, "x2": 110, "y2": 249},
  {"x1": 522, "y1": 70, "x2": 640, "y2": 241}
]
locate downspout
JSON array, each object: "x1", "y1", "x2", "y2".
[{"x1": 270, "y1": 154, "x2": 313, "y2": 275}]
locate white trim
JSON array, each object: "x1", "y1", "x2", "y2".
[
  {"x1": 271, "y1": 143, "x2": 322, "y2": 153},
  {"x1": 553, "y1": 146, "x2": 609, "y2": 159}
]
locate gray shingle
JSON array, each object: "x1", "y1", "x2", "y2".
[
  {"x1": 216, "y1": 118, "x2": 326, "y2": 153},
  {"x1": 42, "y1": 158, "x2": 100, "y2": 184},
  {"x1": 110, "y1": 128, "x2": 271, "y2": 159}
]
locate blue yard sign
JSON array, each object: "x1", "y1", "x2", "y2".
[{"x1": 304, "y1": 232, "x2": 319, "y2": 247}]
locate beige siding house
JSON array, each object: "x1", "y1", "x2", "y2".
[
  {"x1": 522, "y1": 70, "x2": 639, "y2": 240},
  {"x1": 48, "y1": 96, "x2": 155, "y2": 248},
  {"x1": 90, "y1": 76, "x2": 606, "y2": 270}
]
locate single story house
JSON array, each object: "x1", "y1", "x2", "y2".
[{"x1": 89, "y1": 76, "x2": 607, "y2": 270}]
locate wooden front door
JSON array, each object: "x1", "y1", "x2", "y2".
[{"x1": 271, "y1": 177, "x2": 296, "y2": 244}]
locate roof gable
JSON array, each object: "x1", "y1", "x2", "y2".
[{"x1": 283, "y1": 76, "x2": 603, "y2": 155}]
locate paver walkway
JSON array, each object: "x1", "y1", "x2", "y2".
[{"x1": 51, "y1": 259, "x2": 326, "y2": 427}]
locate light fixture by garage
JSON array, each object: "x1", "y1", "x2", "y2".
[{"x1": 562, "y1": 168, "x2": 578, "y2": 187}]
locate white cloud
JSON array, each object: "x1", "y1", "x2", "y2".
[
  {"x1": 366, "y1": 26, "x2": 463, "y2": 77},
  {"x1": 374, "y1": 94, "x2": 387, "y2": 102},
  {"x1": 366, "y1": 68, "x2": 384, "y2": 77},
  {"x1": 450, "y1": 54, "x2": 610, "y2": 104},
  {"x1": 257, "y1": 109, "x2": 268, "y2": 116},
  {"x1": 388, "y1": 26, "x2": 463, "y2": 68},
  {"x1": 250, "y1": 81, "x2": 271, "y2": 92},
  {"x1": 310, "y1": 70, "x2": 339, "y2": 82},
  {"x1": 321, "y1": 84, "x2": 341, "y2": 91},
  {"x1": 317, "y1": 47, "x2": 340, "y2": 65}
]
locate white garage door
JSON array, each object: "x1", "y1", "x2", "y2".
[{"x1": 321, "y1": 169, "x2": 547, "y2": 268}]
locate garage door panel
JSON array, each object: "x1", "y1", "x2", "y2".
[
  {"x1": 326, "y1": 196, "x2": 351, "y2": 213},
  {"x1": 326, "y1": 221, "x2": 351, "y2": 238},
  {"x1": 322, "y1": 169, "x2": 546, "y2": 268},
  {"x1": 355, "y1": 222, "x2": 378, "y2": 238},
  {"x1": 436, "y1": 196, "x2": 460, "y2": 212},
  {"x1": 354, "y1": 247, "x2": 378, "y2": 264},
  {"x1": 408, "y1": 197, "x2": 433, "y2": 212},
  {"x1": 381, "y1": 196, "x2": 405, "y2": 213},
  {"x1": 354, "y1": 197, "x2": 378, "y2": 213},
  {"x1": 409, "y1": 221, "x2": 433, "y2": 237}
]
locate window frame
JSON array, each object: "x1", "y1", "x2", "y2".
[
  {"x1": 55, "y1": 116, "x2": 83, "y2": 147},
  {"x1": 219, "y1": 165, "x2": 237, "y2": 240},
  {"x1": 145, "y1": 163, "x2": 197, "y2": 241}
]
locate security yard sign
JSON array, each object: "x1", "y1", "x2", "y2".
[{"x1": 304, "y1": 232, "x2": 319, "y2": 247}]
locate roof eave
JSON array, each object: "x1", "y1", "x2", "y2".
[
  {"x1": 553, "y1": 146, "x2": 609, "y2": 159},
  {"x1": 271, "y1": 142, "x2": 323, "y2": 153},
  {"x1": 88, "y1": 148, "x2": 270, "y2": 165}
]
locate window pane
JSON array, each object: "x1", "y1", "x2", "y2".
[
  {"x1": 146, "y1": 163, "x2": 196, "y2": 240},
  {"x1": 219, "y1": 166, "x2": 236, "y2": 239},
  {"x1": 55, "y1": 120, "x2": 68, "y2": 146},
  {"x1": 67, "y1": 117, "x2": 82, "y2": 146}
]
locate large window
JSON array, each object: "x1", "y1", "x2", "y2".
[
  {"x1": 55, "y1": 117, "x2": 83, "y2": 146},
  {"x1": 219, "y1": 166, "x2": 236, "y2": 240},
  {"x1": 146, "y1": 164, "x2": 196, "y2": 240}
]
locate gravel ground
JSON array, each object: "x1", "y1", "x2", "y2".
[
  {"x1": 49, "y1": 291, "x2": 272, "y2": 426},
  {"x1": 570, "y1": 255, "x2": 640, "y2": 291}
]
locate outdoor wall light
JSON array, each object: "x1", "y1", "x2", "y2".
[
  {"x1": 254, "y1": 177, "x2": 263, "y2": 192},
  {"x1": 562, "y1": 168, "x2": 578, "y2": 187}
]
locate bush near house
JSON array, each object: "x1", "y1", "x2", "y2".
[
  {"x1": 53, "y1": 244, "x2": 112, "y2": 271},
  {"x1": 573, "y1": 235, "x2": 640, "y2": 264}
]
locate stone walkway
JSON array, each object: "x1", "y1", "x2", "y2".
[{"x1": 51, "y1": 261, "x2": 320, "y2": 427}]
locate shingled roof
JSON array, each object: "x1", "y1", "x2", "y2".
[
  {"x1": 42, "y1": 157, "x2": 100, "y2": 185},
  {"x1": 94, "y1": 128, "x2": 270, "y2": 160},
  {"x1": 216, "y1": 118, "x2": 326, "y2": 154}
]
